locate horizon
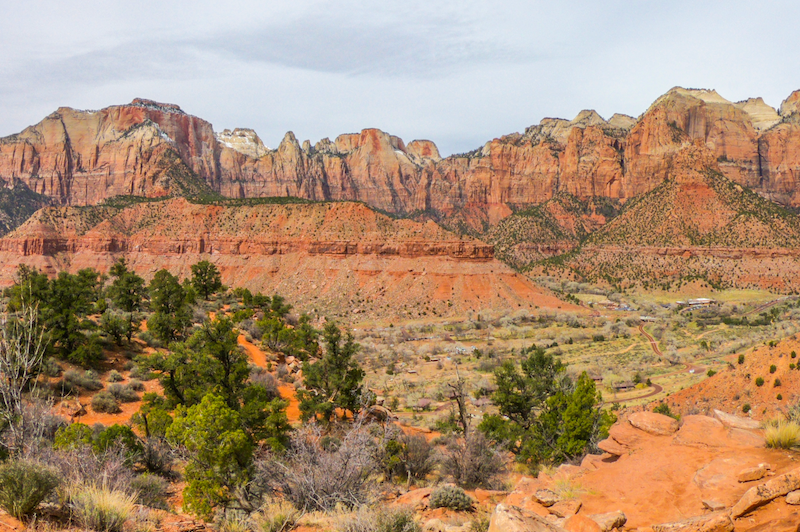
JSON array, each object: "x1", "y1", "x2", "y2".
[{"x1": 2, "y1": 1, "x2": 800, "y2": 155}]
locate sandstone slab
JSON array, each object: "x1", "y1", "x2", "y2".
[
  {"x1": 731, "y1": 467, "x2": 800, "y2": 517},
  {"x1": 674, "y1": 416, "x2": 727, "y2": 447},
  {"x1": 628, "y1": 411, "x2": 680, "y2": 435},
  {"x1": 737, "y1": 464, "x2": 767, "y2": 483},
  {"x1": 651, "y1": 512, "x2": 733, "y2": 532},
  {"x1": 549, "y1": 500, "x2": 582, "y2": 518},
  {"x1": 488, "y1": 504, "x2": 567, "y2": 532},
  {"x1": 587, "y1": 511, "x2": 626, "y2": 532},
  {"x1": 597, "y1": 437, "x2": 627, "y2": 456},
  {"x1": 535, "y1": 489, "x2": 560, "y2": 507},
  {"x1": 712, "y1": 409, "x2": 760, "y2": 430}
]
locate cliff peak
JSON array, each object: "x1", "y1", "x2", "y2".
[
  {"x1": 780, "y1": 90, "x2": 800, "y2": 117},
  {"x1": 129, "y1": 98, "x2": 185, "y2": 115},
  {"x1": 216, "y1": 128, "x2": 270, "y2": 158},
  {"x1": 733, "y1": 97, "x2": 781, "y2": 130}
]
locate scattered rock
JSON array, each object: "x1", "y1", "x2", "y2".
[
  {"x1": 712, "y1": 409, "x2": 760, "y2": 430},
  {"x1": 786, "y1": 490, "x2": 800, "y2": 505},
  {"x1": 702, "y1": 499, "x2": 726, "y2": 511},
  {"x1": 628, "y1": 411, "x2": 680, "y2": 435},
  {"x1": 597, "y1": 437, "x2": 627, "y2": 456},
  {"x1": 563, "y1": 514, "x2": 602, "y2": 532},
  {"x1": 534, "y1": 489, "x2": 561, "y2": 507},
  {"x1": 587, "y1": 511, "x2": 626, "y2": 532},
  {"x1": 488, "y1": 504, "x2": 567, "y2": 532},
  {"x1": 731, "y1": 467, "x2": 800, "y2": 517},
  {"x1": 737, "y1": 464, "x2": 767, "y2": 483},
  {"x1": 549, "y1": 500, "x2": 582, "y2": 518},
  {"x1": 651, "y1": 512, "x2": 733, "y2": 532}
]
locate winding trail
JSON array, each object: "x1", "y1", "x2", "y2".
[{"x1": 237, "y1": 334, "x2": 301, "y2": 422}]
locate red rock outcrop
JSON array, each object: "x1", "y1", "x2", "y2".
[
  {"x1": 0, "y1": 198, "x2": 579, "y2": 318},
  {"x1": 2, "y1": 88, "x2": 799, "y2": 229}
]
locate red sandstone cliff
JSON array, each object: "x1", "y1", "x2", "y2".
[{"x1": 1, "y1": 89, "x2": 799, "y2": 228}]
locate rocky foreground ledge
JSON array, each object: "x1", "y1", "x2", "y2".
[{"x1": 397, "y1": 411, "x2": 800, "y2": 531}]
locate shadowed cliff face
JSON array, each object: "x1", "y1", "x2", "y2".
[{"x1": 0, "y1": 89, "x2": 799, "y2": 229}]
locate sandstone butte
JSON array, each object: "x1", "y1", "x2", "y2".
[
  {"x1": 0, "y1": 198, "x2": 578, "y2": 317},
  {"x1": 0, "y1": 88, "x2": 799, "y2": 231}
]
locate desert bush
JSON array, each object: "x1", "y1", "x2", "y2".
[
  {"x1": 250, "y1": 371, "x2": 281, "y2": 401},
  {"x1": 249, "y1": 498, "x2": 300, "y2": 532},
  {"x1": 440, "y1": 431, "x2": 505, "y2": 489},
  {"x1": 128, "y1": 379, "x2": 145, "y2": 391},
  {"x1": 91, "y1": 391, "x2": 122, "y2": 413},
  {"x1": 28, "y1": 445, "x2": 133, "y2": 494},
  {"x1": 765, "y1": 420, "x2": 800, "y2": 449},
  {"x1": 738, "y1": 354, "x2": 745, "y2": 364},
  {"x1": 64, "y1": 369, "x2": 103, "y2": 391},
  {"x1": 334, "y1": 505, "x2": 420, "y2": 532},
  {"x1": 755, "y1": 377, "x2": 765, "y2": 387},
  {"x1": 140, "y1": 437, "x2": 174, "y2": 476},
  {"x1": 42, "y1": 358, "x2": 63, "y2": 378},
  {"x1": 108, "y1": 383, "x2": 140, "y2": 403},
  {"x1": 70, "y1": 483, "x2": 137, "y2": 532},
  {"x1": 742, "y1": 403, "x2": 751, "y2": 413},
  {"x1": 770, "y1": 365, "x2": 778, "y2": 374},
  {"x1": 775, "y1": 378, "x2": 782, "y2": 387},
  {"x1": 130, "y1": 474, "x2": 169, "y2": 509},
  {"x1": 129, "y1": 365, "x2": 155, "y2": 381},
  {"x1": 429, "y1": 485, "x2": 473, "y2": 511},
  {"x1": 0, "y1": 460, "x2": 60, "y2": 519},
  {"x1": 136, "y1": 331, "x2": 162, "y2": 349},
  {"x1": 255, "y1": 424, "x2": 377, "y2": 511},
  {"x1": 108, "y1": 370, "x2": 124, "y2": 383},
  {"x1": 382, "y1": 432, "x2": 435, "y2": 483}
]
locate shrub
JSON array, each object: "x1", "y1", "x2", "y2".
[
  {"x1": 429, "y1": 485, "x2": 473, "y2": 511},
  {"x1": 770, "y1": 365, "x2": 778, "y2": 374},
  {"x1": 70, "y1": 484, "x2": 137, "y2": 532},
  {"x1": 249, "y1": 498, "x2": 300, "y2": 532},
  {"x1": 738, "y1": 354, "x2": 745, "y2": 364},
  {"x1": 765, "y1": 420, "x2": 800, "y2": 449},
  {"x1": 254, "y1": 424, "x2": 377, "y2": 511},
  {"x1": 91, "y1": 391, "x2": 122, "y2": 413},
  {"x1": 128, "y1": 379, "x2": 145, "y2": 391},
  {"x1": 440, "y1": 431, "x2": 505, "y2": 489},
  {"x1": 0, "y1": 460, "x2": 60, "y2": 519},
  {"x1": 755, "y1": 377, "x2": 765, "y2": 387},
  {"x1": 129, "y1": 365, "x2": 155, "y2": 381},
  {"x1": 706, "y1": 369, "x2": 716, "y2": 377},
  {"x1": 742, "y1": 403, "x2": 751, "y2": 413},
  {"x1": 130, "y1": 474, "x2": 169, "y2": 509},
  {"x1": 653, "y1": 403, "x2": 680, "y2": 420},
  {"x1": 793, "y1": 351, "x2": 797, "y2": 359},
  {"x1": 65, "y1": 369, "x2": 103, "y2": 391},
  {"x1": 778, "y1": 394, "x2": 784, "y2": 400},
  {"x1": 775, "y1": 378, "x2": 782, "y2": 387},
  {"x1": 108, "y1": 383, "x2": 139, "y2": 403},
  {"x1": 140, "y1": 437, "x2": 174, "y2": 476},
  {"x1": 108, "y1": 370, "x2": 124, "y2": 382},
  {"x1": 334, "y1": 505, "x2": 420, "y2": 532}
]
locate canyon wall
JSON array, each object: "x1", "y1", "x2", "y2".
[{"x1": 1, "y1": 89, "x2": 798, "y2": 228}]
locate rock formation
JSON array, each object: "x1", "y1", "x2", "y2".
[{"x1": 2, "y1": 88, "x2": 798, "y2": 229}]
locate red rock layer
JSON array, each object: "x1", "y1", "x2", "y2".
[
  {"x1": 0, "y1": 199, "x2": 578, "y2": 317},
  {"x1": 1, "y1": 89, "x2": 799, "y2": 225}
]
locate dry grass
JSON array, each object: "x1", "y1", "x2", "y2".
[
  {"x1": 69, "y1": 483, "x2": 137, "y2": 532},
  {"x1": 250, "y1": 498, "x2": 301, "y2": 532},
  {"x1": 764, "y1": 420, "x2": 800, "y2": 449}
]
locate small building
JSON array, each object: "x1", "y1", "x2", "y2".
[
  {"x1": 640, "y1": 316, "x2": 657, "y2": 322},
  {"x1": 687, "y1": 298, "x2": 715, "y2": 306},
  {"x1": 613, "y1": 381, "x2": 636, "y2": 392}
]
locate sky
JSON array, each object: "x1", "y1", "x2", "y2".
[{"x1": 1, "y1": 0, "x2": 799, "y2": 155}]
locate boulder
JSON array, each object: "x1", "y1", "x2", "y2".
[
  {"x1": 786, "y1": 489, "x2": 800, "y2": 505},
  {"x1": 587, "y1": 511, "x2": 626, "y2": 532},
  {"x1": 597, "y1": 437, "x2": 627, "y2": 456},
  {"x1": 737, "y1": 464, "x2": 767, "y2": 483},
  {"x1": 651, "y1": 512, "x2": 733, "y2": 532},
  {"x1": 394, "y1": 487, "x2": 431, "y2": 509},
  {"x1": 712, "y1": 409, "x2": 760, "y2": 430},
  {"x1": 534, "y1": 489, "x2": 561, "y2": 507},
  {"x1": 628, "y1": 411, "x2": 680, "y2": 435},
  {"x1": 563, "y1": 515, "x2": 602, "y2": 532},
  {"x1": 608, "y1": 421, "x2": 647, "y2": 449},
  {"x1": 731, "y1": 467, "x2": 800, "y2": 517},
  {"x1": 548, "y1": 500, "x2": 582, "y2": 518},
  {"x1": 488, "y1": 504, "x2": 568, "y2": 532}
]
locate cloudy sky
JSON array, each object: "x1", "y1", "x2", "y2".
[{"x1": 2, "y1": 0, "x2": 799, "y2": 155}]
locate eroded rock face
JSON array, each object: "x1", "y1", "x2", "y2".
[
  {"x1": 628, "y1": 411, "x2": 680, "y2": 435},
  {"x1": 488, "y1": 504, "x2": 567, "y2": 532},
  {"x1": 731, "y1": 468, "x2": 800, "y2": 517},
  {"x1": 3, "y1": 88, "x2": 798, "y2": 229}
]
